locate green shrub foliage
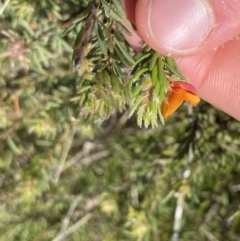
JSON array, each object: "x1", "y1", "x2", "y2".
[{"x1": 1, "y1": 1, "x2": 240, "y2": 240}]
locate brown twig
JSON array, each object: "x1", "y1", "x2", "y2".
[
  {"x1": 59, "y1": 195, "x2": 83, "y2": 234},
  {"x1": 52, "y1": 213, "x2": 93, "y2": 241},
  {"x1": 54, "y1": 121, "x2": 77, "y2": 184},
  {"x1": 52, "y1": 196, "x2": 100, "y2": 241},
  {"x1": 63, "y1": 149, "x2": 110, "y2": 171},
  {"x1": 73, "y1": 0, "x2": 100, "y2": 68}
]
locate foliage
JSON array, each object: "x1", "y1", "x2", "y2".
[{"x1": 1, "y1": 0, "x2": 240, "y2": 241}]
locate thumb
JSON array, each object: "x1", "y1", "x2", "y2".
[{"x1": 135, "y1": 0, "x2": 240, "y2": 56}]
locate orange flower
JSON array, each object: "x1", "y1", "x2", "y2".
[{"x1": 163, "y1": 82, "x2": 200, "y2": 119}]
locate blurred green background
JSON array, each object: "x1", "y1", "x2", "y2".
[{"x1": 1, "y1": 1, "x2": 240, "y2": 240}]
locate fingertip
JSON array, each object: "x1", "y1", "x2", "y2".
[
  {"x1": 135, "y1": 0, "x2": 240, "y2": 57},
  {"x1": 175, "y1": 39, "x2": 240, "y2": 121},
  {"x1": 120, "y1": 0, "x2": 143, "y2": 52},
  {"x1": 121, "y1": 0, "x2": 137, "y2": 26}
]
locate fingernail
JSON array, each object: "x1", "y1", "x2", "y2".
[{"x1": 148, "y1": 0, "x2": 214, "y2": 52}]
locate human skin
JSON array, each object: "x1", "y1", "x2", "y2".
[{"x1": 121, "y1": 0, "x2": 240, "y2": 121}]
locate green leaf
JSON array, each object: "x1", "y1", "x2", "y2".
[
  {"x1": 60, "y1": 11, "x2": 89, "y2": 28},
  {"x1": 6, "y1": 137, "x2": 22, "y2": 155},
  {"x1": 114, "y1": 46, "x2": 132, "y2": 67},
  {"x1": 95, "y1": 22, "x2": 108, "y2": 56},
  {"x1": 132, "y1": 85, "x2": 143, "y2": 97},
  {"x1": 144, "y1": 105, "x2": 151, "y2": 128},
  {"x1": 151, "y1": 64, "x2": 158, "y2": 85},
  {"x1": 150, "y1": 101, "x2": 158, "y2": 128},
  {"x1": 73, "y1": 26, "x2": 86, "y2": 49},
  {"x1": 102, "y1": 2, "x2": 122, "y2": 23},
  {"x1": 157, "y1": 103, "x2": 165, "y2": 125},
  {"x1": 102, "y1": 69, "x2": 111, "y2": 87},
  {"x1": 112, "y1": 0, "x2": 126, "y2": 18},
  {"x1": 157, "y1": 58, "x2": 168, "y2": 101},
  {"x1": 131, "y1": 52, "x2": 152, "y2": 74},
  {"x1": 164, "y1": 57, "x2": 185, "y2": 79},
  {"x1": 112, "y1": 61, "x2": 123, "y2": 77},
  {"x1": 20, "y1": 19, "x2": 35, "y2": 37},
  {"x1": 137, "y1": 105, "x2": 145, "y2": 127},
  {"x1": 134, "y1": 52, "x2": 152, "y2": 67},
  {"x1": 129, "y1": 95, "x2": 145, "y2": 118},
  {"x1": 58, "y1": 86, "x2": 72, "y2": 93},
  {"x1": 77, "y1": 86, "x2": 92, "y2": 94},
  {"x1": 115, "y1": 37, "x2": 134, "y2": 65},
  {"x1": 115, "y1": 21, "x2": 132, "y2": 36},
  {"x1": 110, "y1": 73, "x2": 121, "y2": 92},
  {"x1": 149, "y1": 52, "x2": 159, "y2": 71},
  {"x1": 31, "y1": 51, "x2": 43, "y2": 69},
  {"x1": 152, "y1": 82, "x2": 161, "y2": 102},
  {"x1": 128, "y1": 68, "x2": 149, "y2": 91}
]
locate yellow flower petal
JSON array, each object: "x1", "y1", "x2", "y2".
[
  {"x1": 183, "y1": 91, "x2": 200, "y2": 105},
  {"x1": 163, "y1": 88, "x2": 185, "y2": 119}
]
